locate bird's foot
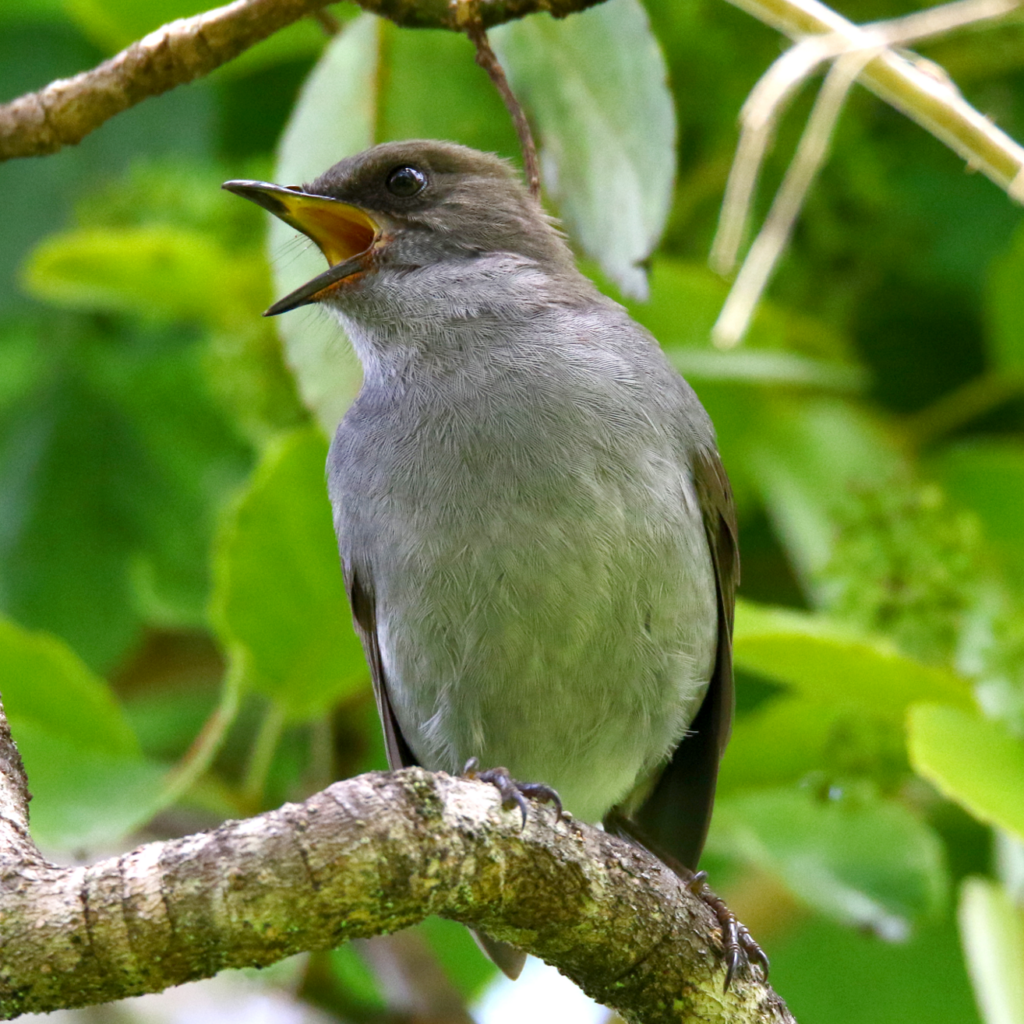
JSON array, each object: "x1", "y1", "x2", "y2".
[
  {"x1": 463, "y1": 757, "x2": 562, "y2": 828},
  {"x1": 686, "y1": 870, "x2": 770, "y2": 991}
]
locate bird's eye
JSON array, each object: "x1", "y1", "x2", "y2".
[{"x1": 386, "y1": 165, "x2": 427, "y2": 198}]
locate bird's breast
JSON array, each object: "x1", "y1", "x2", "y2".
[{"x1": 330, "y1": 346, "x2": 717, "y2": 823}]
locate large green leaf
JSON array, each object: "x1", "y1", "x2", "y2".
[
  {"x1": 0, "y1": 346, "x2": 145, "y2": 669},
  {"x1": 0, "y1": 617, "x2": 166, "y2": 850},
  {"x1": 709, "y1": 787, "x2": 949, "y2": 938},
  {"x1": 909, "y1": 704, "x2": 1024, "y2": 842},
  {"x1": 377, "y1": 24, "x2": 519, "y2": 156},
  {"x1": 719, "y1": 696, "x2": 906, "y2": 793},
  {"x1": 0, "y1": 314, "x2": 253, "y2": 653},
  {"x1": 958, "y1": 878, "x2": 1024, "y2": 1024},
  {"x1": 11, "y1": 719, "x2": 166, "y2": 851},
  {"x1": 733, "y1": 601, "x2": 974, "y2": 718},
  {"x1": 211, "y1": 427, "x2": 368, "y2": 720},
  {"x1": 22, "y1": 225, "x2": 265, "y2": 329},
  {"x1": 88, "y1": 339, "x2": 253, "y2": 626},
  {"x1": 0, "y1": 616, "x2": 138, "y2": 756},
  {"x1": 492, "y1": 0, "x2": 676, "y2": 297},
  {"x1": 765, "y1": 912, "x2": 982, "y2": 1024}
]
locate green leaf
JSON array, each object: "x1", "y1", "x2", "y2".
[
  {"x1": 63, "y1": 0, "x2": 212, "y2": 52},
  {"x1": 909, "y1": 704, "x2": 1024, "y2": 841},
  {"x1": 931, "y1": 441, "x2": 1024, "y2": 581},
  {"x1": 736, "y1": 396, "x2": 902, "y2": 594},
  {"x1": 986, "y1": 220, "x2": 1024, "y2": 373},
  {"x1": 622, "y1": 258, "x2": 856, "y2": 364},
  {"x1": 719, "y1": 696, "x2": 907, "y2": 793},
  {"x1": 709, "y1": 787, "x2": 949, "y2": 938},
  {"x1": 22, "y1": 225, "x2": 265, "y2": 329},
  {"x1": 764, "y1": 912, "x2": 982, "y2": 1024},
  {"x1": 88, "y1": 339, "x2": 253, "y2": 627},
  {"x1": 958, "y1": 877, "x2": 1024, "y2": 1024},
  {"x1": 269, "y1": 13, "x2": 379, "y2": 435},
  {"x1": 0, "y1": 0, "x2": 65, "y2": 23},
  {"x1": 0, "y1": 314, "x2": 253, "y2": 652},
  {"x1": 492, "y1": 0, "x2": 676, "y2": 297},
  {"x1": 0, "y1": 617, "x2": 165, "y2": 850},
  {"x1": 211, "y1": 18, "x2": 329, "y2": 80},
  {"x1": 211, "y1": 427, "x2": 368, "y2": 720},
  {"x1": 733, "y1": 601, "x2": 974, "y2": 718},
  {"x1": 0, "y1": 350, "x2": 144, "y2": 670},
  {"x1": 12, "y1": 719, "x2": 166, "y2": 851},
  {"x1": 377, "y1": 24, "x2": 519, "y2": 156},
  {"x1": 416, "y1": 918, "x2": 495, "y2": 998},
  {"x1": 0, "y1": 616, "x2": 138, "y2": 756},
  {"x1": 328, "y1": 945, "x2": 385, "y2": 1010}
]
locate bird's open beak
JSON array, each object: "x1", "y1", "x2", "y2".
[{"x1": 222, "y1": 180, "x2": 383, "y2": 316}]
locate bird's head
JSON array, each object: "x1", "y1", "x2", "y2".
[{"x1": 223, "y1": 140, "x2": 577, "y2": 317}]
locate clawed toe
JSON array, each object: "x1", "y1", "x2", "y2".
[
  {"x1": 686, "y1": 870, "x2": 769, "y2": 991},
  {"x1": 463, "y1": 758, "x2": 562, "y2": 827}
]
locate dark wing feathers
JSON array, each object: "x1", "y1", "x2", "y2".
[
  {"x1": 608, "y1": 445, "x2": 738, "y2": 872},
  {"x1": 347, "y1": 566, "x2": 418, "y2": 770},
  {"x1": 346, "y1": 565, "x2": 529, "y2": 981}
]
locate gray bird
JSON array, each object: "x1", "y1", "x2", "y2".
[{"x1": 224, "y1": 141, "x2": 763, "y2": 985}]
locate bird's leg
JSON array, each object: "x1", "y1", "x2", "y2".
[
  {"x1": 685, "y1": 870, "x2": 770, "y2": 991},
  {"x1": 463, "y1": 757, "x2": 562, "y2": 828}
]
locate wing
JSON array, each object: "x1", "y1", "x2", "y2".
[
  {"x1": 346, "y1": 563, "x2": 529, "y2": 981},
  {"x1": 608, "y1": 445, "x2": 739, "y2": 872},
  {"x1": 346, "y1": 565, "x2": 418, "y2": 770}
]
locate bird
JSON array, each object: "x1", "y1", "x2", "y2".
[{"x1": 224, "y1": 140, "x2": 765, "y2": 986}]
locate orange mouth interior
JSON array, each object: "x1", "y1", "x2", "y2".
[{"x1": 277, "y1": 193, "x2": 379, "y2": 266}]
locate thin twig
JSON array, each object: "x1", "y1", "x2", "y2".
[
  {"x1": 0, "y1": 0, "x2": 606, "y2": 163},
  {"x1": 712, "y1": 0, "x2": 1024, "y2": 277},
  {"x1": 726, "y1": 0, "x2": 1024, "y2": 189},
  {"x1": 714, "y1": 48, "x2": 879, "y2": 347},
  {"x1": 464, "y1": 20, "x2": 542, "y2": 199}
]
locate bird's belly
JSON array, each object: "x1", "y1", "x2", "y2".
[{"x1": 372, "y1": 472, "x2": 717, "y2": 824}]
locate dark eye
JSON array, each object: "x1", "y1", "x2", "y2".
[{"x1": 386, "y1": 165, "x2": 427, "y2": 198}]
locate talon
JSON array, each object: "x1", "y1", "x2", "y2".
[
  {"x1": 685, "y1": 870, "x2": 708, "y2": 895},
  {"x1": 686, "y1": 870, "x2": 768, "y2": 990},
  {"x1": 462, "y1": 762, "x2": 561, "y2": 827},
  {"x1": 724, "y1": 948, "x2": 740, "y2": 992}
]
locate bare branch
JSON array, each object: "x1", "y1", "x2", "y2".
[
  {"x1": 0, "y1": 721, "x2": 795, "y2": 1023},
  {"x1": 0, "y1": 0, "x2": 607, "y2": 163},
  {"x1": 711, "y1": 0, "x2": 1024, "y2": 279},
  {"x1": 721, "y1": 0, "x2": 1024, "y2": 196},
  {"x1": 710, "y1": 0, "x2": 1024, "y2": 347},
  {"x1": 713, "y1": 48, "x2": 878, "y2": 346},
  {"x1": 465, "y1": 20, "x2": 542, "y2": 200}
]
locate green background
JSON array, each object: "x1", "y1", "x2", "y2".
[{"x1": 2, "y1": 0, "x2": 1024, "y2": 1019}]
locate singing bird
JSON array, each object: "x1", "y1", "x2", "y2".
[{"x1": 225, "y1": 141, "x2": 764, "y2": 985}]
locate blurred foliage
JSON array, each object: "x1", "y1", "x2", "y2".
[{"x1": 2, "y1": 0, "x2": 1024, "y2": 1020}]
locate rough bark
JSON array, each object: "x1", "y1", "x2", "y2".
[
  {"x1": 0, "y1": 695, "x2": 793, "y2": 1023},
  {"x1": 0, "y1": 0, "x2": 606, "y2": 163}
]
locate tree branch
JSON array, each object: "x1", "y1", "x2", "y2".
[
  {"x1": 0, "y1": 0, "x2": 606, "y2": 163},
  {"x1": 720, "y1": 0, "x2": 1024, "y2": 199},
  {"x1": 0, "y1": 700, "x2": 793, "y2": 1023}
]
